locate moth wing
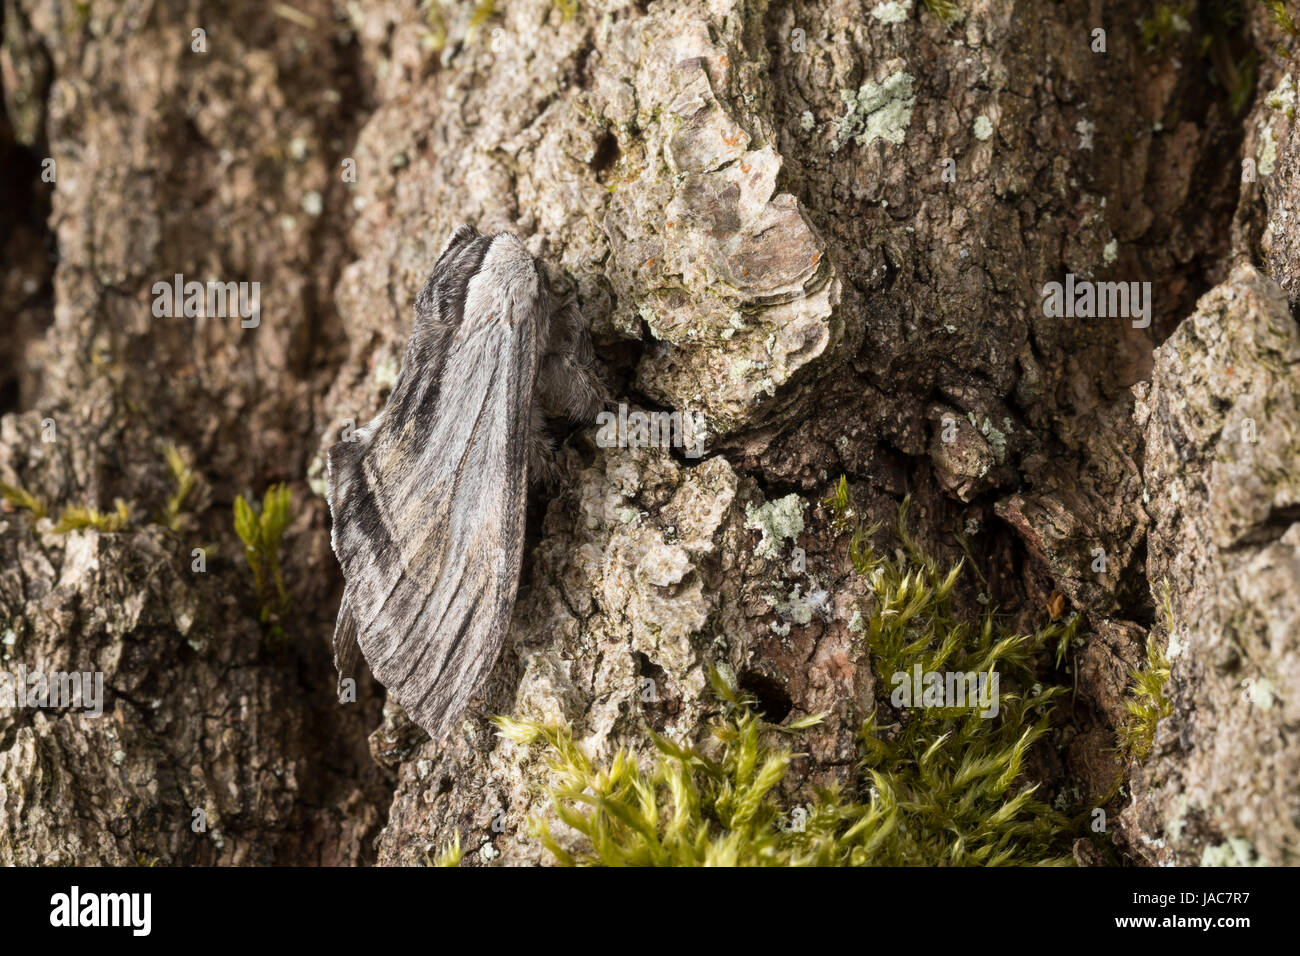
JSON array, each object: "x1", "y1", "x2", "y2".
[
  {"x1": 331, "y1": 582, "x2": 361, "y2": 691},
  {"x1": 327, "y1": 226, "x2": 478, "y2": 689},
  {"x1": 328, "y1": 233, "x2": 541, "y2": 742}
]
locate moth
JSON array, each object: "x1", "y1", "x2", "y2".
[{"x1": 327, "y1": 224, "x2": 605, "y2": 742}]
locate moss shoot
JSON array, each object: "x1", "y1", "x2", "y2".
[
  {"x1": 233, "y1": 483, "x2": 293, "y2": 646},
  {"x1": 1120, "y1": 583, "x2": 1175, "y2": 763}
]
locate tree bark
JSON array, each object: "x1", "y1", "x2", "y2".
[{"x1": 1, "y1": 0, "x2": 1296, "y2": 865}]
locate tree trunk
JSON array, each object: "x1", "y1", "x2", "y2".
[{"x1": 1, "y1": 0, "x2": 1296, "y2": 865}]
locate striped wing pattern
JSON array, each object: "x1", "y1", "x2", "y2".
[{"x1": 327, "y1": 228, "x2": 543, "y2": 741}]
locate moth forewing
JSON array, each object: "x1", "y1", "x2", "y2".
[{"x1": 328, "y1": 228, "x2": 546, "y2": 742}]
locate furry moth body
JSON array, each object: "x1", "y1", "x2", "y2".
[{"x1": 327, "y1": 225, "x2": 605, "y2": 742}]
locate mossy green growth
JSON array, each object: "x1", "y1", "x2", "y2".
[
  {"x1": 71, "y1": 0, "x2": 92, "y2": 31},
  {"x1": 1139, "y1": 2, "x2": 1193, "y2": 52},
  {"x1": 843, "y1": 498, "x2": 1079, "y2": 863},
  {"x1": 51, "y1": 500, "x2": 131, "y2": 533},
  {"x1": 1137, "y1": 2, "x2": 1262, "y2": 113},
  {"x1": 823, "y1": 473, "x2": 853, "y2": 534},
  {"x1": 1120, "y1": 584, "x2": 1174, "y2": 762},
  {"x1": 467, "y1": 0, "x2": 495, "y2": 39},
  {"x1": 921, "y1": 0, "x2": 964, "y2": 26},
  {"x1": 5, "y1": 478, "x2": 131, "y2": 532},
  {"x1": 421, "y1": 0, "x2": 495, "y2": 51},
  {"x1": 6, "y1": 444, "x2": 199, "y2": 533},
  {"x1": 1259, "y1": 0, "x2": 1299, "y2": 40},
  {"x1": 428, "y1": 833, "x2": 464, "y2": 867},
  {"x1": 233, "y1": 484, "x2": 293, "y2": 646},
  {"x1": 0, "y1": 481, "x2": 47, "y2": 520},
  {"x1": 495, "y1": 671, "x2": 832, "y2": 866},
  {"x1": 158, "y1": 442, "x2": 196, "y2": 532},
  {"x1": 1226, "y1": 50, "x2": 1259, "y2": 115},
  {"x1": 501, "y1": 496, "x2": 1082, "y2": 866},
  {"x1": 421, "y1": 1, "x2": 450, "y2": 50},
  {"x1": 1205, "y1": 3, "x2": 1273, "y2": 114}
]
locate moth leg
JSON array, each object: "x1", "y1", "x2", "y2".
[
  {"x1": 538, "y1": 302, "x2": 610, "y2": 422},
  {"x1": 527, "y1": 406, "x2": 561, "y2": 487}
]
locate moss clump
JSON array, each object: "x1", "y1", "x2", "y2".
[
  {"x1": 495, "y1": 672, "x2": 831, "y2": 866},
  {"x1": 6, "y1": 444, "x2": 203, "y2": 534},
  {"x1": 1259, "y1": 0, "x2": 1299, "y2": 40},
  {"x1": 421, "y1": 0, "x2": 496, "y2": 52},
  {"x1": 157, "y1": 443, "x2": 197, "y2": 532},
  {"x1": 921, "y1": 0, "x2": 964, "y2": 27},
  {"x1": 421, "y1": 1, "x2": 450, "y2": 50},
  {"x1": 3, "y1": 483, "x2": 136, "y2": 535},
  {"x1": 502, "y1": 496, "x2": 1082, "y2": 866},
  {"x1": 1120, "y1": 584, "x2": 1174, "y2": 762},
  {"x1": 0, "y1": 481, "x2": 47, "y2": 520},
  {"x1": 233, "y1": 484, "x2": 293, "y2": 646},
  {"x1": 822, "y1": 474, "x2": 853, "y2": 534},
  {"x1": 467, "y1": 0, "x2": 495, "y2": 38},
  {"x1": 428, "y1": 833, "x2": 464, "y2": 867},
  {"x1": 843, "y1": 499, "x2": 1080, "y2": 863},
  {"x1": 51, "y1": 500, "x2": 131, "y2": 533}
]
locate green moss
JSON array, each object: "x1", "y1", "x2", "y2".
[
  {"x1": 502, "y1": 494, "x2": 1083, "y2": 866},
  {"x1": 429, "y1": 833, "x2": 464, "y2": 867},
  {"x1": 233, "y1": 484, "x2": 293, "y2": 646},
  {"x1": 0, "y1": 481, "x2": 47, "y2": 520},
  {"x1": 495, "y1": 673, "x2": 834, "y2": 866},
  {"x1": 1227, "y1": 50, "x2": 1259, "y2": 115},
  {"x1": 843, "y1": 499, "x2": 1080, "y2": 862},
  {"x1": 1053, "y1": 612, "x2": 1083, "y2": 669},
  {"x1": 823, "y1": 474, "x2": 853, "y2": 533},
  {"x1": 421, "y1": 0, "x2": 497, "y2": 51},
  {"x1": 51, "y1": 500, "x2": 131, "y2": 533},
  {"x1": 158, "y1": 443, "x2": 196, "y2": 532},
  {"x1": 1259, "y1": 0, "x2": 1300, "y2": 40},
  {"x1": 1120, "y1": 583, "x2": 1174, "y2": 763},
  {"x1": 467, "y1": 0, "x2": 496, "y2": 42},
  {"x1": 1140, "y1": 2, "x2": 1266, "y2": 113},
  {"x1": 1140, "y1": 2, "x2": 1193, "y2": 52},
  {"x1": 421, "y1": 1, "x2": 450, "y2": 51},
  {"x1": 921, "y1": 0, "x2": 964, "y2": 26},
  {"x1": 7, "y1": 444, "x2": 204, "y2": 534},
  {"x1": 71, "y1": 0, "x2": 92, "y2": 31}
]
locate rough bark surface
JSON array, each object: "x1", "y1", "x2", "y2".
[{"x1": 1, "y1": 0, "x2": 1296, "y2": 865}]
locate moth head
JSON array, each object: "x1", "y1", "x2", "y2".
[{"x1": 465, "y1": 233, "x2": 552, "y2": 332}]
